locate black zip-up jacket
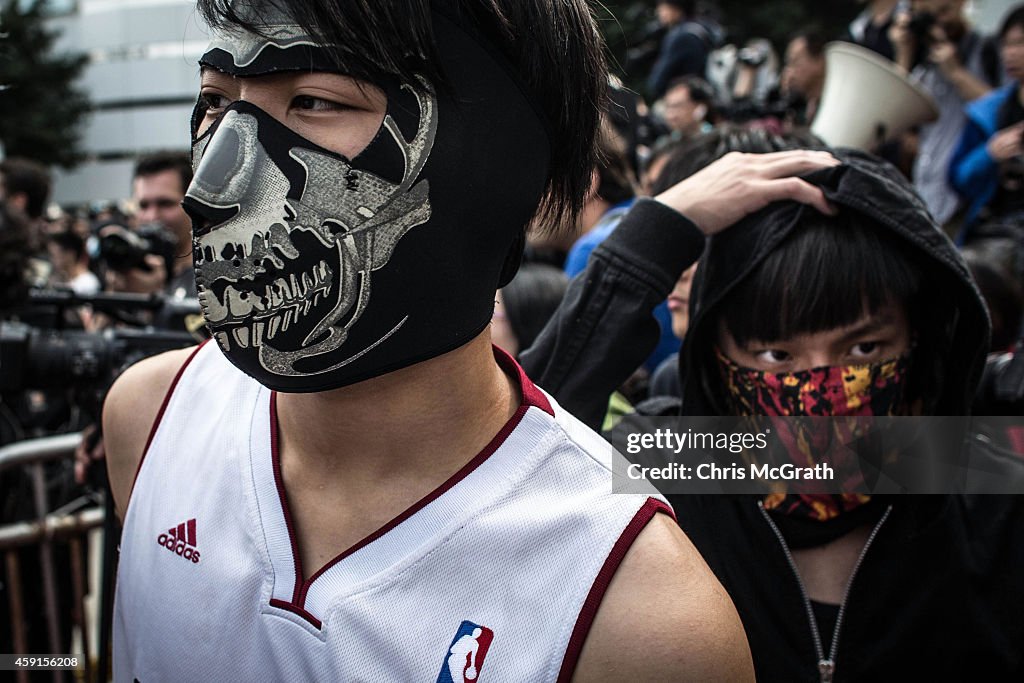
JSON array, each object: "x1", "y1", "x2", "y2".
[{"x1": 521, "y1": 152, "x2": 1024, "y2": 681}]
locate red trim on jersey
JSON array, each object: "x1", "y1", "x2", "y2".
[
  {"x1": 555, "y1": 497, "x2": 674, "y2": 683},
  {"x1": 268, "y1": 598, "x2": 323, "y2": 630},
  {"x1": 497, "y1": 345, "x2": 554, "y2": 417},
  {"x1": 269, "y1": 391, "x2": 305, "y2": 605},
  {"x1": 267, "y1": 345, "x2": 552, "y2": 628},
  {"x1": 130, "y1": 340, "x2": 208, "y2": 496}
]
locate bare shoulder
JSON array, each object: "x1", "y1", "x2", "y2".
[
  {"x1": 103, "y1": 346, "x2": 197, "y2": 521},
  {"x1": 572, "y1": 512, "x2": 754, "y2": 682}
]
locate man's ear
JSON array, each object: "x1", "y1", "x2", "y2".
[{"x1": 693, "y1": 104, "x2": 707, "y2": 121}]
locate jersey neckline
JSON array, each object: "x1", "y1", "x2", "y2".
[{"x1": 262, "y1": 345, "x2": 553, "y2": 628}]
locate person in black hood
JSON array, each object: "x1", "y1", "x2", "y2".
[{"x1": 523, "y1": 127, "x2": 1024, "y2": 680}]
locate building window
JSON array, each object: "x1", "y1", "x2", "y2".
[{"x1": 17, "y1": 0, "x2": 78, "y2": 17}]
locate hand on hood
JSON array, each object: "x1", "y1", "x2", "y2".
[
  {"x1": 654, "y1": 150, "x2": 840, "y2": 235},
  {"x1": 679, "y1": 149, "x2": 991, "y2": 417}
]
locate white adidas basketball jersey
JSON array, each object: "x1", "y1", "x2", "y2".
[{"x1": 114, "y1": 342, "x2": 670, "y2": 682}]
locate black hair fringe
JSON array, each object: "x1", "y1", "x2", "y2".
[
  {"x1": 719, "y1": 212, "x2": 924, "y2": 346},
  {"x1": 195, "y1": 0, "x2": 607, "y2": 238}
]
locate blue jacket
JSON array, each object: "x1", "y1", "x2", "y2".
[
  {"x1": 564, "y1": 201, "x2": 679, "y2": 374},
  {"x1": 948, "y1": 83, "x2": 1017, "y2": 241}
]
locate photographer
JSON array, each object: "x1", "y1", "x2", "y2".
[
  {"x1": 846, "y1": 0, "x2": 904, "y2": 60},
  {"x1": 949, "y1": 5, "x2": 1024, "y2": 242},
  {"x1": 890, "y1": 0, "x2": 1001, "y2": 226},
  {"x1": 49, "y1": 214, "x2": 201, "y2": 482},
  {"x1": 96, "y1": 221, "x2": 176, "y2": 298},
  {"x1": 131, "y1": 152, "x2": 196, "y2": 298}
]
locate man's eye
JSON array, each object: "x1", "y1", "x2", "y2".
[
  {"x1": 292, "y1": 95, "x2": 345, "y2": 112},
  {"x1": 850, "y1": 341, "x2": 880, "y2": 358},
  {"x1": 199, "y1": 92, "x2": 230, "y2": 112},
  {"x1": 754, "y1": 349, "x2": 791, "y2": 364}
]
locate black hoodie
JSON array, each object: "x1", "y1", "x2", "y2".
[
  {"x1": 523, "y1": 152, "x2": 1024, "y2": 681},
  {"x1": 680, "y1": 150, "x2": 989, "y2": 417}
]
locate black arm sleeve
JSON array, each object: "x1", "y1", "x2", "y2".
[{"x1": 519, "y1": 199, "x2": 705, "y2": 430}]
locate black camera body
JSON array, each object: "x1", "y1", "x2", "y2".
[
  {"x1": 737, "y1": 44, "x2": 769, "y2": 68},
  {"x1": 908, "y1": 11, "x2": 937, "y2": 46},
  {"x1": 0, "y1": 290, "x2": 201, "y2": 394},
  {"x1": 0, "y1": 321, "x2": 195, "y2": 392},
  {"x1": 98, "y1": 222, "x2": 178, "y2": 278}
]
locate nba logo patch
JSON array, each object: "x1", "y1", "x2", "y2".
[{"x1": 436, "y1": 621, "x2": 494, "y2": 683}]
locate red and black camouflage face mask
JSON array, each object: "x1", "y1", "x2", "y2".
[
  {"x1": 716, "y1": 350, "x2": 910, "y2": 417},
  {"x1": 716, "y1": 349, "x2": 910, "y2": 521}
]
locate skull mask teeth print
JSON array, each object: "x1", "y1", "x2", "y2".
[
  {"x1": 185, "y1": 83, "x2": 437, "y2": 381},
  {"x1": 182, "y1": 3, "x2": 553, "y2": 392}
]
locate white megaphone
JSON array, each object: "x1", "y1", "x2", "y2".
[{"x1": 811, "y1": 41, "x2": 938, "y2": 150}]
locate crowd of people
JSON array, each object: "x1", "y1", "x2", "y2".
[
  {"x1": 0, "y1": 0, "x2": 1023, "y2": 680},
  {"x1": 519, "y1": 0, "x2": 1023, "y2": 417},
  {"x1": 2, "y1": 151, "x2": 196, "y2": 306}
]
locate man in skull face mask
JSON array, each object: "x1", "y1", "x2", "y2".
[{"x1": 101, "y1": 1, "x2": 840, "y2": 679}]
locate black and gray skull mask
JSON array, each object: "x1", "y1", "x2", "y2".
[{"x1": 186, "y1": 6, "x2": 551, "y2": 392}]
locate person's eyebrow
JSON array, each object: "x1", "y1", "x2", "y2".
[
  {"x1": 836, "y1": 311, "x2": 898, "y2": 345},
  {"x1": 199, "y1": 66, "x2": 231, "y2": 82}
]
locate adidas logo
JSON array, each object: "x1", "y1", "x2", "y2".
[{"x1": 156, "y1": 519, "x2": 201, "y2": 564}]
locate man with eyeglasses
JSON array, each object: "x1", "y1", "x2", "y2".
[{"x1": 131, "y1": 152, "x2": 197, "y2": 298}]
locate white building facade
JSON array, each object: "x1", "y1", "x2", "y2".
[
  {"x1": 43, "y1": 0, "x2": 207, "y2": 205},
  {"x1": 33, "y1": 0, "x2": 1023, "y2": 206}
]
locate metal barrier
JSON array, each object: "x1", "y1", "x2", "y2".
[{"x1": 0, "y1": 433, "x2": 104, "y2": 683}]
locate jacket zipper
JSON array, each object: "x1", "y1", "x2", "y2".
[{"x1": 757, "y1": 502, "x2": 893, "y2": 683}]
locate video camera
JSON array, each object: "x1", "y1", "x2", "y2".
[
  {"x1": 98, "y1": 222, "x2": 178, "y2": 279},
  {"x1": 0, "y1": 323, "x2": 195, "y2": 393},
  {"x1": 1, "y1": 290, "x2": 200, "y2": 394}
]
